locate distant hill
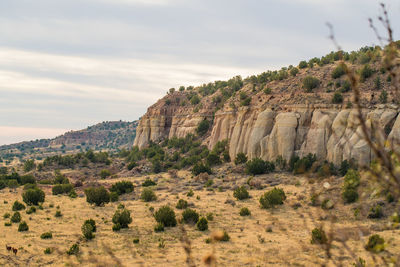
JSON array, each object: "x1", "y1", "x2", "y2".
[{"x1": 0, "y1": 120, "x2": 138, "y2": 162}]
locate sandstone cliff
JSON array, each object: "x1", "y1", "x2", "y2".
[{"x1": 134, "y1": 56, "x2": 398, "y2": 167}]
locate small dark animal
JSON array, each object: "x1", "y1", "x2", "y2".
[
  {"x1": 5, "y1": 245, "x2": 12, "y2": 252},
  {"x1": 12, "y1": 248, "x2": 17, "y2": 255}
]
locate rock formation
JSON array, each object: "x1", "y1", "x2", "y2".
[{"x1": 133, "y1": 61, "x2": 398, "y2": 167}]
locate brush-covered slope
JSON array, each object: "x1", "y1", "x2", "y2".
[
  {"x1": 134, "y1": 46, "x2": 399, "y2": 166},
  {"x1": 0, "y1": 120, "x2": 138, "y2": 161}
]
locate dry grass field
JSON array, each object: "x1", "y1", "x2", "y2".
[{"x1": 0, "y1": 170, "x2": 399, "y2": 266}]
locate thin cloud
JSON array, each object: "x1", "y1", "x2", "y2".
[{"x1": 96, "y1": 0, "x2": 178, "y2": 6}]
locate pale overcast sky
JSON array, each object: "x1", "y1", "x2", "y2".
[{"x1": 0, "y1": 0, "x2": 399, "y2": 145}]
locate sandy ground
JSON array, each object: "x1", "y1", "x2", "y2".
[{"x1": 0, "y1": 171, "x2": 398, "y2": 266}]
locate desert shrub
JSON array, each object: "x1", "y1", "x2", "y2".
[
  {"x1": 84, "y1": 186, "x2": 110, "y2": 206},
  {"x1": 222, "y1": 151, "x2": 230, "y2": 162},
  {"x1": 18, "y1": 221, "x2": 29, "y2": 231},
  {"x1": 141, "y1": 188, "x2": 157, "y2": 202},
  {"x1": 196, "y1": 217, "x2": 208, "y2": 231},
  {"x1": 154, "y1": 222, "x2": 165, "y2": 232},
  {"x1": 112, "y1": 209, "x2": 132, "y2": 229},
  {"x1": 133, "y1": 238, "x2": 140, "y2": 244},
  {"x1": 303, "y1": 76, "x2": 320, "y2": 92},
  {"x1": 344, "y1": 169, "x2": 360, "y2": 188},
  {"x1": 20, "y1": 175, "x2": 36, "y2": 185},
  {"x1": 182, "y1": 208, "x2": 199, "y2": 224},
  {"x1": 234, "y1": 152, "x2": 248, "y2": 165},
  {"x1": 365, "y1": 234, "x2": 385, "y2": 253},
  {"x1": 331, "y1": 64, "x2": 346, "y2": 79},
  {"x1": 332, "y1": 92, "x2": 343, "y2": 104},
  {"x1": 99, "y1": 169, "x2": 111, "y2": 179},
  {"x1": 8, "y1": 179, "x2": 19, "y2": 189},
  {"x1": 67, "y1": 243, "x2": 79, "y2": 255},
  {"x1": 82, "y1": 222, "x2": 95, "y2": 240},
  {"x1": 196, "y1": 120, "x2": 210, "y2": 136},
  {"x1": 52, "y1": 184, "x2": 73, "y2": 195},
  {"x1": 11, "y1": 211, "x2": 21, "y2": 223},
  {"x1": 239, "y1": 91, "x2": 247, "y2": 100},
  {"x1": 112, "y1": 223, "x2": 121, "y2": 231},
  {"x1": 205, "y1": 179, "x2": 213, "y2": 187},
  {"x1": 368, "y1": 205, "x2": 383, "y2": 219},
  {"x1": 0, "y1": 180, "x2": 6, "y2": 190},
  {"x1": 299, "y1": 60, "x2": 308, "y2": 69},
  {"x1": 342, "y1": 187, "x2": 358, "y2": 203},
  {"x1": 127, "y1": 161, "x2": 136, "y2": 170},
  {"x1": 151, "y1": 160, "x2": 163, "y2": 173},
  {"x1": 311, "y1": 227, "x2": 327, "y2": 244},
  {"x1": 239, "y1": 207, "x2": 251, "y2": 216},
  {"x1": 339, "y1": 160, "x2": 351, "y2": 176},
  {"x1": 41, "y1": 232, "x2": 53, "y2": 239},
  {"x1": 374, "y1": 76, "x2": 382, "y2": 90},
  {"x1": 3, "y1": 212, "x2": 10, "y2": 219},
  {"x1": 190, "y1": 94, "x2": 200, "y2": 105},
  {"x1": 221, "y1": 231, "x2": 230, "y2": 242},
  {"x1": 4, "y1": 222, "x2": 11, "y2": 227},
  {"x1": 84, "y1": 219, "x2": 96, "y2": 232},
  {"x1": 110, "y1": 192, "x2": 119, "y2": 202},
  {"x1": 317, "y1": 162, "x2": 336, "y2": 177},
  {"x1": 292, "y1": 154, "x2": 316, "y2": 174},
  {"x1": 23, "y1": 183, "x2": 38, "y2": 190},
  {"x1": 110, "y1": 181, "x2": 134, "y2": 195},
  {"x1": 379, "y1": 90, "x2": 388, "y2": 103},
  {"x1": 206, "y1": 152, "x2": 221, "y2": 166},
  {"x1": 55, "y1": 210, "x2": 62, "y2": 217},
  {"x1": 142, "y1": 178, "x2": 157, "y2": 187},
  {"x1": 206, "y1": 213, "x2": 214, "y2": 221},
  {"x1": 154, "y1": 206, "x2": 177, "y2": 227},
  {"x1": 340, "y1": 80, "x2": 351, "y2": 93},
  {"x1": 359, "y1": 64, "x2": 373, "y2": 82},
  {"x1": 233, "y1": 186, "x2": 250, "y2": 200},
  {"x1": 263, "y1": 87, "x2": 272, "y2": 94},
  {"x1": 38, "y1": 179, "x2": 53, "y2": 185},
  {"x1": 26, "y1": 206, "x2": 36, "y2": 214},
  {"x1": 176, "y1": 199, "x2": 188, "y2": 209},
  {"x1": 342, "y1": 169, "x2": 360, "y2": 204},
  {"x1": 246, "y1": 158, "x2": 274, "y2": 175},
  {"x1": 290, "y1": 67, "x2": 299, "y2": 76},
  {"x1": 69, "y1": 189, "x2": 77, "y2": 198},
  {"x1": 53, "y1": 171, "x2": 69, "y2": 184},
  {"x1": 44, "y1": 248, "x2": 52, "y2": 254},
  {"x1": 187, "y1": 189, "x2": 194, "y2": 197},
  {"x1": 259, "y1": 188, "x2": 286, "y2": 209},
  {"x1": 240, "y1": 97, "x2": 251, "y2": 106},
  {"x1": 386, "y1": 192, "x2": 395, "y2": 203},
  {"x1": 23, "y1": 160, "x2": 36, "y2": 172},
  {"x1": 12, "y1": 201, "x2": 26, "y2": 211},
  {"x1": 192, "y1": 163, "x2": 212, "y2": 176},
  {"x1": 22, "y1": 188, "x2": 45, "y2": 205}
]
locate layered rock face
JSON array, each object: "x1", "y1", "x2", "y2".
[
  {"x1": 133, "y1": 59, "x2": 398, "y2": 167},
  {"x1": 133, "y1": 92, "x2": 215, "y2": 149},
  {"x1": 134, "y1": 102, "x2": 399, "y2": 167},
  {"x1": 211, "y1": 104, "x2": 398, "y2": 166}
]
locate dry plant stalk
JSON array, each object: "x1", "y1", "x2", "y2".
[{"x1": 298, "y1": 3, "x2": 400, "y2": 266}]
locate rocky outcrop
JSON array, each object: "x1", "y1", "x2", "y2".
[
  {"x1": 133, "y1": 59, "x2": 398, "y2": 167},
  {"x1": 133, "y1": 93, "x2": 214, "y2": 148},
  {"x1": 134, "y1": 101, "x2": 400, "y2": 166}
]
